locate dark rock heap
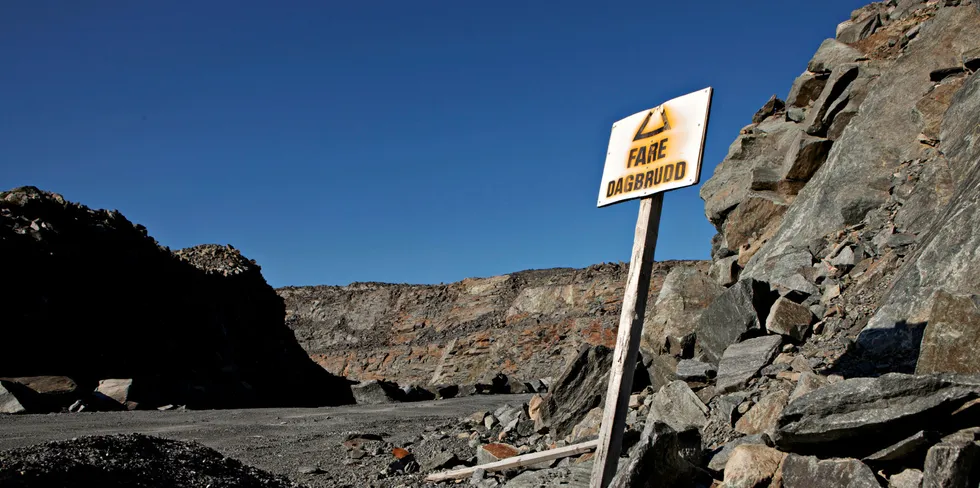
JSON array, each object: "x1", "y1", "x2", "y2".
[
  {"x1": 0, "y1": 433, "x2": 295, "y2": 488},
  {"x1": 0, "y1": 186, "x2": 352, "y2": 411}
]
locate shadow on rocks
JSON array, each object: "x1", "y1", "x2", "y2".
[{"x1": 824, "y1": 320, "x2": 926, "y2": 378}]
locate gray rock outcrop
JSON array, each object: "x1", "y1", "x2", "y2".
[
  {"x1": 774, "y1": 373, "x2": 980, "y2": 457},
  {"x1": 536, "y1": 345, "x2": 613, "y2": 438}
]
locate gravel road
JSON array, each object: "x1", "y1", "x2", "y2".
[{"x1": 0, "y1": 394, "x2": 534, "y2": 487}]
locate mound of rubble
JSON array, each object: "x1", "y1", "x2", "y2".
[
  {"x1": 0, "y1": 186, "x2": 352, "y2": 412},
  {"x1": 412, "y1": 1, "x2": 980, "y2": 486},
  {"x1": 0, "y1": 434, "x2": 298, "y2": 488}
]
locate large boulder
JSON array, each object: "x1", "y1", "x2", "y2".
[
  {"x1": 351, "y1": 380, "x2": 403, "y2": 404},
  {"x1": 537, "y1": 345, "x2": 612, "y2": 438},
  {"x1": 780, "y1": 454, "x2": 882, "y2": 488},
  {"x1": 0, "y1": 381, "x2": 26, "y2": 414},
  {"x1": 766, "y1": 297, "x2": 815, "y2": 342},
  {"x1": 916, "y1": 291, "x2": 980, "y2": 375},
  {"x1": 722, "y1": 444, "x2": 786, "y2": 488},
  {"x1": 645, "y1": 381, "x2": 709, "y2": 433},
  {"x1": 922, "y1": 435, "x2": 980, "y2": 487},
  {"x1": 609, "y1": 422, "x2": 710, "y2": 488},
  {"x1": 715, "y1": 335, "x2": 783, "y2": 394},
  {"x1": 0, "y1": 376, "x2": 80, "y2": 413},
  {"x1": 94, "y1": 379, "x2": 141, "y2": 410},
  {"x1": 640, "y1": 266, "x2": 724, "y2": 359},
  {"x1": 774, "y1": 373, "x2": 980, "y2": 458},
  {"x1": 735, "y1": 389, "x2": 790, "y2": 436},
  {"x1": 695, "y1": 279, "x2": 775, "y2": 364}
]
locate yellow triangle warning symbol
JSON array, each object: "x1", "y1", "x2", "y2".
[{"x1": 633, "y1": 107, "x2": 671, "y2": 141}]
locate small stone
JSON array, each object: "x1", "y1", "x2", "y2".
[
  {"x1": 787, "y1": 107, "x2": 806, "y2": 122},
  {"x1": 484, "y1": 415, "x2": 498, "y2": 430},
  {"x1": 348, "y1": 448, "x2": 367, "y2": 459},
  {"x1": 753, "y1": 95, "x2": 786, "y2": 123},
  {"x1": 298, "y1": 466, "x2": 324, "y2": 475},
  {"x1": 762, "y1": 363, "x2": 791, "y2": 377},
  {"x1": 790, "y1": 355, "x2": 814, "y2": 374},
  {"x1": 629, "y1": 394, "x2": 641, "y2": 408},
  {"x1": 468, "y1": 410, "x2": 488, "y2": 423},
  {"x1": 392, "y1": 447, "x2": 412, "y2": 460},
  {"x1": 830, "y1": 246, "x2": 856, "y2": 268},
  {"x1": 422, "y1": 450, "x2": 460, "y2": 472},
  {"x1": 776, "y1": 371, "x2": 802, "y2": 382},
  {"x1": 790, "y1": 372, "x2": 829, "y2": 402},
  {"x1": 737, "y1": 401, "x2": 753, "y2": 415},
  {"x1": 809, "y1": 304, "x2": 827, "y2": 320},
  {"x1": 675, "y1": 359, "x2": 717, "y2": 382},
  {"x1": 888, "y1": 468, "x2": 923, "y2": 488},
  {"x1": 476, "y1": 443, "x2": 519, "y2": 465},
  {"x1": 773, "y1": 353, "x2": 795, "y2": 365},
  {"x1": 886, "y1": 233, "x2": 916, "y2": 248}
]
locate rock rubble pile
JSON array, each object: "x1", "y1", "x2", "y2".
[
  {"x1": 0, "y1": 186, "x2": 352, "y2": 411},
  {"x1": 414, "y1": 1, "x2": 980, "y2": 486}
]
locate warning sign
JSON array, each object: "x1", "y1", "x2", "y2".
[{"x1": 597, "y1": 88, "x2": 712, "y2": 207}]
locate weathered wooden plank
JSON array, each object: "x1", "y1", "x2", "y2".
[
  {"x1": 589, "y1": 194, "x2": 664, "y2": 488},
  {"x1": 424, "y1": 439, "x2": 599, "y2": 482}
]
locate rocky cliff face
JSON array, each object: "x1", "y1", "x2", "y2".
[
  {"x1": 278, "y1": 261, "x2": 708, "y2": 387},
  {"x1": 0, "y1": 186, "x2": 352, "y2": 409},
  {"x1": 700, "y1": 0, "x2": 980, "y2": 376},
  {"x1": 424, "y1": 3, "x2": 980, "y2": 487}
]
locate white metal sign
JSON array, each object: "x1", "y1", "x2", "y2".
[{"x1": 597, "y1": 87, "x2": 712, "y2": 207}]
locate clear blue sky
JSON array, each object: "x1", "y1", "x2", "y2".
[{"x1": 1, "y1": 1, "x2": 869, "y2": 288}]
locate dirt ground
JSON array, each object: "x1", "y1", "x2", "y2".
[{"x1": 0, "y1": 394, "x2": 534, "y2": 488}]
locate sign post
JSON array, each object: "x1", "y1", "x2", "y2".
[{"x1": 590, "y1": 87, "x2": 712, "y2": 488}]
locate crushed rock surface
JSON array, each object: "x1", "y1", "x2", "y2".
[{"x1": 0, "y1": 394, "x2": 533, "y2": 488}]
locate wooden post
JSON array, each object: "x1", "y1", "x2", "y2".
[
  {"x1": 424, "y1": 440, "x2": 599, "y2": 482},
  {"x1": 590, "y1": 194, "x2": 663, "y2": 488}
]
